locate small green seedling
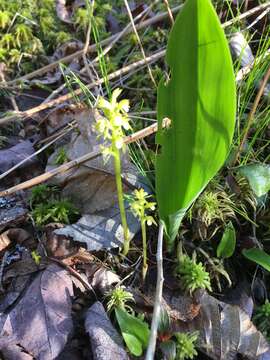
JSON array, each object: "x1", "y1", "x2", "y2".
[
  {"x1": 115, "y1": 307, "x2": 150, "y2": 357},
  {"x1": 29, "y1": 184, "x2": 58, "y2": 209},
  {"x1": 94, "y1": 88, "x2": 131, "y2": 255},
  {"x1": 175, "y1": 252, "x2": 212, "y2": 295},
  {"x1": 174, "y1": 332, "x2": 198, "y2": 360},
  {"x1": 106, "y1": 286, "x2": 134, "y2": 313},
  {"x1": 158, "y1": 310, "x2": 198, "y2": 360},
  {"x1": 105, "y1": 286, "x2": 149, "y2": 356},
  {"x1": 127, "y1": 188, "x2": 156, "y2": 279}
]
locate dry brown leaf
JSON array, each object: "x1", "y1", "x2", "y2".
[
  {"x1": 44, "y1": 223, "x2": 79, "y2": 258},
  {"x1": 83, "y1": 263, "x2": 120, "y2": 294},
  {"x1": 0, "y1": 228, "x2": 33, "y2": 252},
  {"x1": 0, "y1": 264, "x2": 74, "y2": 359},
  {"x1": 177, "y1": 291, "x2": 270, "y2": 360}
]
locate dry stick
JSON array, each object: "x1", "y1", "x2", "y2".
[
  {"x1": 47, "y1": 256, "x2": 97, "y2": 297},
  {"x1": 163, "y1": 0, "x2": 174, "y2": 25},
  {"x1": 5, "y1": 5, "x2": 182, "y2": 87},
  {"x1": 221, "y1": 1, "x2": 270, "y2": 28},
  {"x1": 145, "y1": 222, "x2": 164, "y2": 360},
  {"x1": 0, "y1": 51, "x2": 164, "y2": 126},
  {"x1": 0, "y1": 126, "x2": 74, "y2": 181},
  {"x1": 82, "y1": 0, "x2": 95, "y2": 82},
  {"x1": 1, "y1": 42, "x2": 265, "y2": 127},
  {"x1": 1, "y1": 3, "x2": 269, "y2": 125},
  {"x1": 124, "y1": 0, "x2": 157, "y2": 87},
  {"x1": 233, "y1": 65, "x2": 270, "y2": 165},
  {"x1": 81, "y1": 1, "x2": 158, "y2": 75},
  {"x1": 45, "y1": 3, "x2": 155, "y2": 104},
  {"x1": 5, "y1": 1, "x2": 267, "y2": 88},
  {"x1": 0, "y1": 121, "x2": 161, "y2": 197}
]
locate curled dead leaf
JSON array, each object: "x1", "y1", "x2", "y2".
[
  {"x1": 83, "y1": 263, "x2": 120, "y2": 294},
  {"x1": 44, "y1": 223, "x2": 79, "y2": 258},
  {"x1": 0, "y1": 228, "x2": 34, "y2": 252}
]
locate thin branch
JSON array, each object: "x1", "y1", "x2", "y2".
[
  {"x1": 221, "y1": 2, "x2": 270, "y2": 28},
  {"x1": 4, "y1": 1, "x2": 267, "y2": 87},
  {"x1": 124, "y1": 0, "x2": 157, "y2": 87},
  {"x1": 0, "y1": 51, "x2": 165, "y2": 125},
  {"x1": 0, "y1": 126, "x2": 74, "y2": 181},
  {"x1": 0, "y1": 119, "x2": 166, "y2": 197},
  {"x1": 145, "y1": 222, "x2": 164, "y2": 360},
  {"x1": 47, "y1": 256, "x2": 97, "y2": 298},
  {"x1": 4, "y1": 5, "x2": 182, "y2": 86},
  {"x1": 1, "y1": 43, "x2": 266, "y2": 127},
  {"x1": 163, "y1": 0, "x2": 174, "y2": 25}
]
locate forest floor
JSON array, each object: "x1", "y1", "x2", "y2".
[{"x1": 0, "y1": 0, "x2": 269, "y2": 359}]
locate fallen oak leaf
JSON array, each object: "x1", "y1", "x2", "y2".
[{"x1": 0, "y1": 264, "x2": 74, "y2": 359}]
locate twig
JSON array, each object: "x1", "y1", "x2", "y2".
[
  {"x1": 81, "y1": 2, "x2": 157, "y2": 74},
  {"x1": 82, "y1": 0, "x2": 95, "y2": 82},
  {"x1": 246, "y1": 7, "x2": 270, "y2": 30},
  {"x1": 0, "y1": 126, "x2": 74, "y2": 181},
  {"x1": 233, "y1": 65, "x2": 270, "y2": 165},
  {"x1": 124, "y1": 0, "x2": 156, "y2": 87},
  {"x1": 3, "y1": 1, "x2": 267, "y2": 88},
  {"x1": 2, "y1": 41, "x2": 266, "y2": 127},
  {"x1": 145, "y1": 222, "x2": 164, "y2": 360},
  {"x1": 4, "y1": 6, "x2": 182, "y2": 87},
  {"x1": 0, "y1": 120, "x2": 165, "y2": 197},
  {"x1": 47, "y1": 256, "x2": 97, "y2": 298},
  {"x1": 163, "y1": 0, "x2": 174, "y2": 25},
  {"x1": 221, "y1": 2, "x2": 270, "y2": 28},
  {"x1": 0, "y1": 50, "x2": 165, "y2": 125}
]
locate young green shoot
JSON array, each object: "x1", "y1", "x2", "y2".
[
  {"x1": 176, "y1": 247, "x2": 212, "y2": 295},
  {"x1": 94, "y1": 88, "x2": 131, "y2": 255},
  {"x1": 106, "y1": 286, "x2": 134, "y2": 313},
  {"x1": 127, "y1": 188, "x2": 156, "y2": 279}
]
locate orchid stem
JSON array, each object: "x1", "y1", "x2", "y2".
[{"x1": 114, "y1": 147, "x2": 130, "y2": 255}]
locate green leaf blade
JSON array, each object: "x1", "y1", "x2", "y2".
[
  {"x1": 217, "y1": 221, "x2": 236, "y2": 258},
  {"x1": 243, "y1": 248, "x2": 270, "y2": 272},
  {"x1": 156, "y1": 0, "x2": 236, "y2": 247},
  {"x1": 115, "y1": 307, "x2": 150, "y2": 356}
]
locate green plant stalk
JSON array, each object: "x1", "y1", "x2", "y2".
[
  {"x1": 113, "y1": 146, "x2": 129, "y2": 255},
  {"x1": 141, "y1": 219, "x2": 148, "y2": 280}
]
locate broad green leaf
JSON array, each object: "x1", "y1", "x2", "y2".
[
  {"x1": 243, "y1": 248, "x2": 270, "y2": 272},
  {"x1": 122, "y1": 333, "x2": 142, "y2": 356},
  {"x1": 238, "y1": 164, "x2": 270, "y2": 197},
  {"x1": 217, "y1": 221, "x2": 236, "y2": 258},
  {"x1": 115, "y1": 307, "x2": 150, "y2": 356},
  {"x1": 156, "y1": 0, "x2": 236, "y2": 249}
]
